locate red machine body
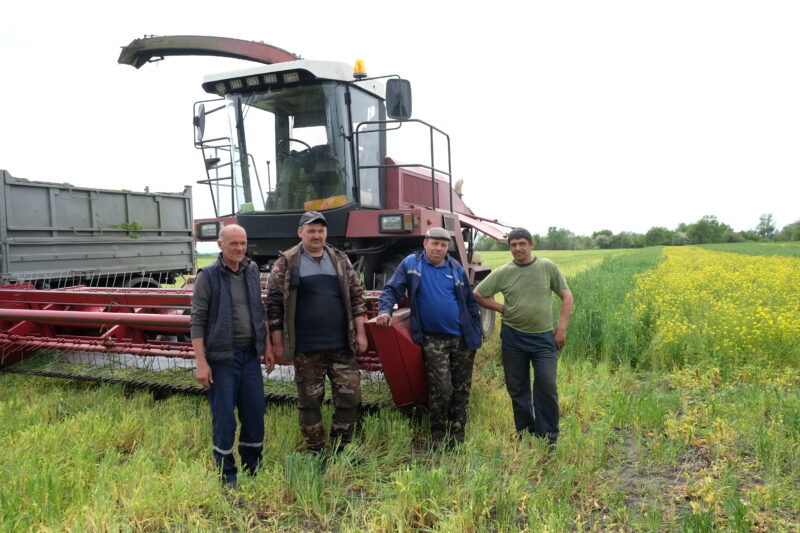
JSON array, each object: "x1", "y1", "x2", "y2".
[{"x1": 0, "y1": 284, "x2": 427, "y2": 407}]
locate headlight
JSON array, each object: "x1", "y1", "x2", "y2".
[
  {"x1": 379, "y1": 213, "x2": 414, "y2": 233},
  {"x1": 197, "y1": 222, "x2": 219, "y2": 239}
]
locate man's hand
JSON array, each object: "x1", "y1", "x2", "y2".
[
  {"x1": 262, "y1": 349, "x2": 276, "y2": 373},
  {"x1": 196, "y1": 360, "x2": 213, "y2": 389},
  {"x1": 554, "y1": 327, "x2": 567, "y2": 350},
  {"x1": 271, "y1": 331, "x2": 285, "y2": 362},
  {"x1": 356, "y1": 331, "x2": 369, "y2": 354},
  {"x1": 554, "y1": 288, "x2": 573, "y2": 351},
  {"x1": 375, "y1": 313, "x2": 392, "y2": 328},
  {"x1": 473, "y1": 289, "x2": 505, "y2": 314}
]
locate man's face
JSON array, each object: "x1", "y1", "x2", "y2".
[
  {"x1": 298, "y1": 223, "x2": 327, "y2": 254},
  {"x1": 509, "y1": 237, "x2": 534, "y2": 264},
  {"x1": 218, "y1": 226, "x2": 248, "y2": 265},
  {"x1": 423, "y1": 237, "x2": 449, "y2": 266}
]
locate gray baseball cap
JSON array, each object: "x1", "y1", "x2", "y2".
[
  {"x1": 425, "y1": 227, "x2": 451, "y2": 240},
  {"x1": 299, "y1": 211, "x2": 327, "y2": 226}
]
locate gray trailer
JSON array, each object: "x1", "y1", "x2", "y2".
[{"x1": 0, "y1": 169, "x2": 195, "y2": 288}]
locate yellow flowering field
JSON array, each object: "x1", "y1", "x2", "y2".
[{"x1": 632, "y1": 246, "x2": 800, "y2": 368}]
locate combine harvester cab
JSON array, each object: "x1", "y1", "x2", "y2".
[{"x1": 1, "y1": 35, "x2": 510, "y2": 410}]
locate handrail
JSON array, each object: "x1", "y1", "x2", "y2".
[{"x1": 354, "y1": 118, "x2": 453, "y2": 212}]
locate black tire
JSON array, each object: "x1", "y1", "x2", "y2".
[
  {"x1": 127, "y1": 276, "x2": 161, "y2": 288},
  {"x1": 374, "y1": 261, "x2": 397, "y2": 290},
  {"x1": 367, "y1": 254, "x2": 404, "y2": 290}
]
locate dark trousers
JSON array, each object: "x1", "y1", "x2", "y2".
[
  {"x1": 207, "y1": 345, "x2": 265, "y2": 484},
  {"x1": 294, "y1": 348, "x2": 361, "y2": 451},
  {"x1": 500, "y1": 326, "x2": 559, "y2": 442},
  {"x1": 421, "y1": 333, "x2": 476, "y2": 443}
]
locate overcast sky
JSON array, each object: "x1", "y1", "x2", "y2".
[{"x1": 1, "y1": 0, "x2": 798, "y2": 237}]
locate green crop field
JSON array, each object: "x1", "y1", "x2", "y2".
[
  {"x1": 1, "y1": 243, "x2": 798, "y2": 531},
  {"x1": 196, "y1": 253, "x2": 218, "y2": 269}
]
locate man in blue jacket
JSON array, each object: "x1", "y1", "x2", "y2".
[{"x1": 376, "y1": 227, "x2": 482, "y2": 447}]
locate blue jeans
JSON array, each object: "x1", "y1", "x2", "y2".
[
  {"x1": 500, "y1": 325, "x2": 559, "y2": 442},
  {"x1": 207, "y1": 345, "x2": 265, "y2": 484}
]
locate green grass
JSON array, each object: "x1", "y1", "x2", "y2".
[
  {"x1": 162, "y1": 253, "x2": 215, "y2": 288},
  {"x1": 3, "y1": 358, "x2": 796, "y2": 531},
  {"x1": 699, "y1": 241, "x2": 800, "y2": 257},
  {"x1": 559, "y1": 247, "x2": 665, "y2": 367},
  {"x1": 1, "y1": 247, "x2": 798, "y2": 531},
  {"x1": 196, "y1": 253, "x2": 217, "y2": 269},
  {"x1": 478, "y1": 248, "x2": 629, "y2": 277}
]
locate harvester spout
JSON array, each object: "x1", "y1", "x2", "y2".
[{"x1": 118, "y1": 35, "x2": 300, "y2": 68}]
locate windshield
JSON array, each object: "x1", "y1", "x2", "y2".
[{"x1": 230, "y1": 83, "x2": 351, "y2": 213}]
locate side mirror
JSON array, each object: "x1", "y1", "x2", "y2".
[
  {"x1": 193, "y1": 103, "x2": 206, "y2": 142},
  {"x1": 386, "y1": 79, "x2": 412, "y2": 121}
]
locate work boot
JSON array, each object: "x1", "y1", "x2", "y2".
[
  {"x1": 430, "y1": 429, "x2": 447, "y2": 450},
  {"x1": 445, "y1": 436, "x2": 462, "y2": 451},
  {"x1": 531, "y1": 431, "x2": 558, "y2": 451},
  {"x1": 308, "y1": 447, "x2": 329, "y2": 473},
  {"x1": 221, "y1": 476, "x2": 238, "y2": 490}
]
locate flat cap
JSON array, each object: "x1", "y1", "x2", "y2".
[
  {"x1": 299, "y1": 210, "x2": 327, "y2": 226},
  {"x1": 424, "y1": 227, "x2": 451, "y2": 240}
]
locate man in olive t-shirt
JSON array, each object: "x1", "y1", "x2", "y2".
[{"x1": 474, "y1": 228, "x2": 573, "y2": 446}]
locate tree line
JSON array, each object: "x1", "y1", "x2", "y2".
[{"x1": 475, "y1": 214, "x2": 800, "y2": 251}]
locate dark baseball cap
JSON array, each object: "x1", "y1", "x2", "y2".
[
  {"x1": 299, "y1": 211, "x2": 327, "y2": 226},
  {"x1": 425, "y1": 227, "x2": 451, "y2": 240}
]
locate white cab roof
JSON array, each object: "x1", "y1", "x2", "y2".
[{"x1": 202, "y1": 60, "x2": 385, "y2": 98}]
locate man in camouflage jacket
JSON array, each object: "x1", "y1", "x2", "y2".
[{"x1": 267, "y1": 211, "x2": 368, "y2": 454}]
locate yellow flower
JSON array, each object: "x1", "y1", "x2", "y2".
[{"x1": 631, "y1": 247, "x2": 800, "y2": 367}]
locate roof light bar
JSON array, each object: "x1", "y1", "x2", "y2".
[{"x1": 204, "y1": 68, "x2": 315, "y2": 95}]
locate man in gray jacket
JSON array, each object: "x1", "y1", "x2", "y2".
[{"x1": 191, "y1": 224, "x2": 274, "y2": 487}]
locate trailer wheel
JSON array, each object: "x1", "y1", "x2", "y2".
[
  {"x1": 127, "y1": 276, "x2": 161, "y2": 288},
  {"x1": 479, "y1": 306, "x2": 496, "y2": 338}
]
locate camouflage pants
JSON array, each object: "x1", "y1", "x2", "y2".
[
  {"x1": 421, "y1": 334, "x2": 475, "y2": 443},
  {"x1": 294, "y1": 348, "x2": 361, "y2": 451}
]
